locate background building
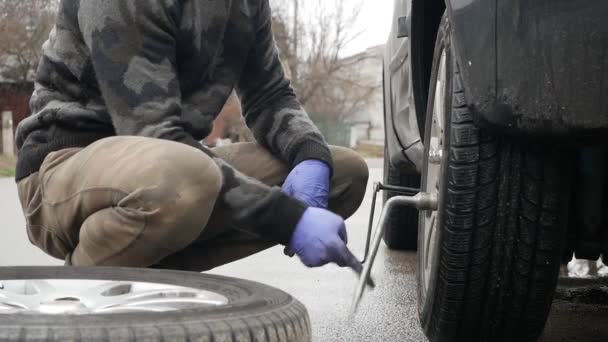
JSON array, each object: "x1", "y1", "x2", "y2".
[{"x1": 342, "y1": 45, "x2": 385, "y2": 148}]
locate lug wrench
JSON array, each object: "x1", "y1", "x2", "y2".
[
  {"x1": 351, "y1": 183, "x2": 438, "y2": 313},
  {"x1": 360, "y1": 183, "x2": 420, "y2": 264}
]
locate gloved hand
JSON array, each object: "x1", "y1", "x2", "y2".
[
  {"x1": 290, "y1": 207, "x2": 358, "y2": 268},
  {"x1": 282, "y1": 160, "x2": 331, "y2": 208}
]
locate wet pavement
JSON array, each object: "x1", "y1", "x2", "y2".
[
  {"x1": 212, "y1": 160, "x2": 428, "y2": 341},
  {"x1": 1, "y1": 159, "x2": 607, "y2": 341}
]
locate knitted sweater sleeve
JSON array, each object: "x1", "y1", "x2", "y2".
[{"x1": 236, "y1": 0, "x2": 333, "y2": 171}]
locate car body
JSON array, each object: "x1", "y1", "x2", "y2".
[
  {"x1": 383, "y1": 0, "x2": 608, "y2": 341},
  {"x1": 384, "y1": 0, "x2": 608, "y2": 262},
  {"x1": 384, "y1": 0, "x2": 608, "y2": 173}
]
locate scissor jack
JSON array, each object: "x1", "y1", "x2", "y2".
[{"x1": 351, "y1": 182, "x2": 438, "y2": 312}]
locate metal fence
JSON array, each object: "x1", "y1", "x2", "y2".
[{"x1": 309, "y1": 113, "x2": 351, "y2": 147}]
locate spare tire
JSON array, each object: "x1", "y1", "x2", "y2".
[{"x1": 0, "y1": 267, "x2": 311, "y2": 341}]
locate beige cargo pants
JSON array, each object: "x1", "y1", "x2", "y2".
[{"x1": 17, "y1": 137, "x2": 368, "y2": 271}]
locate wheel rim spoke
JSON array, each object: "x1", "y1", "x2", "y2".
[
  {"x1": 422, "y1": 49, "x2": 448, "y2": 295},
  {"x1": 0, "y1": 279, "x2": 228, "y2": 314}
]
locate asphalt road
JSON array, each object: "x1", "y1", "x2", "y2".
[{"x1": 1, "y1": 158, "x2": 607, "y2": 341}]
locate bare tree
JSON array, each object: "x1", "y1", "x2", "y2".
[
  {"x1": 270, "y1": 0, "x2": 379, "y2": 121},
  {"x1": 0, "y1": 0, "x2": 56, "y2": 84}
]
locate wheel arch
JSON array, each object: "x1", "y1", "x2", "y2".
[{"x1": 409, "y1": 0, "x2": 446, "y2": 133}]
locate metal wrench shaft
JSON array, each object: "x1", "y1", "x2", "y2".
[
  {"x1": 361, "y1": 183, "x2": 420, "y2": 263},
  {"x1": 351, "y1": 192, "x2": 438, "y2": 312}
]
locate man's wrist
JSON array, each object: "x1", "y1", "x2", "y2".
[
  {"x1": 297, "y1": 159, "x2": 331, "y2": 180},
  {"x1": 298, "y1": 159, "x2": 331, "y2": 169},
  {"x1": 291, "y1": 141, "x2": 334, "y2": 174}
]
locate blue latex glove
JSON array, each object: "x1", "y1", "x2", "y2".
[
  {"x1": 282, "y1": 160, "x2": 331, "y2": 208},
  {"x1": 290, "y1": 207, "x2": 358, "y2": 268}
]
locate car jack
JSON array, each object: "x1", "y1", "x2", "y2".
[{"x1": 351, "y1": 182, "x2": 438, "y2": 313}]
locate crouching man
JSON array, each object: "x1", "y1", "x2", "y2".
[{"x1": 15, "y1": 0, "x2": 368, "y2": 271}]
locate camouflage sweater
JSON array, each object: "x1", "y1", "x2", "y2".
[{"x1": 15, "y1": 0, "x2": 333, "y2": 245}]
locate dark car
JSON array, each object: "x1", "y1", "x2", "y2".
[{"x1": 382, "y1": 0, "x2": 608, "y2": 341}]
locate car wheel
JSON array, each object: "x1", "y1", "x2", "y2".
[
  {"x1": 383, "y1": 144, "x2": 420, "y2": 250},
  {"x1": 417, "y1": 13, "x2": 571, "y2": 342},
  {"x1": 0, "y1": 267, "x2": 311, "y2": 341}
]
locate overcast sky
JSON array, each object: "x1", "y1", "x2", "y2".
[{"x1": 342, "y1": 0, "x2": 394, "y2": 56}]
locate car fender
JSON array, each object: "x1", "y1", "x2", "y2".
[
  {"x1": 445, "y1": 0, "x2": 497, "y2": 124},
  {"x1": 384, "y1": 0, "x2": 424, "y2": 172},
  {"x1": 445, "y1": 0, "x2": 608, "y2": 139}
]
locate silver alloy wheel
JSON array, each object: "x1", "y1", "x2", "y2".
[
  {"x1": 0, "y1": 279, "x2": 229, "y2": 314},
  {"x1": 421, "y1": 49, "x2": 447, "y2": 294}
]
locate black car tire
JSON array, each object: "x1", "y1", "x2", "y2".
[
  {"x1": 417, "y1": 14, "x2": 571, "y2": 342},
  {"x1": 382, "y1": 146, "x2": 420, "y2": 250},
  {"x1": 0, "y1": 267, "x2": 311, "y2": 341}
]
